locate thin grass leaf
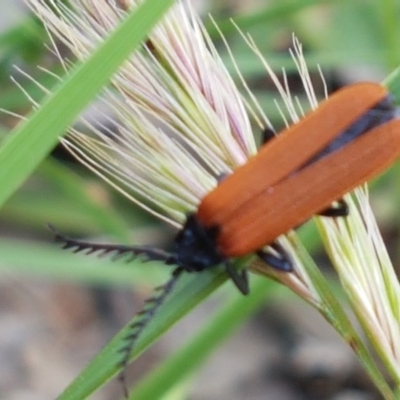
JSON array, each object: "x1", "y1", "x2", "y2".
[
  {"x1": 384, "y1": 69, "x2": 400, "y2": 104},
  {"x1": 129, "y1": 275, "x2": 277, "y2": 400},
  {"x1": 0, "y1": 0, "x2": 175, "y2": 209},
  {"x1": 57, "y1": 266, "x2": 233, "y2": 399}
]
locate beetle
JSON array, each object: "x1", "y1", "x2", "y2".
[
  {"x1": 52, "y1": 81, "x2": 400, "y2": 390},
  {"x1": 170, "y1": 82, "x2": 400, "y2": 293}
]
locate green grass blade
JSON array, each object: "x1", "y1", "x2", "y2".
[
  {"x1": 384, "y1": 68, "x2": 400, "y2": 104},
  {"x1": 0, "y1": 0, "x2": 175, "y2": 209},
  {"x1": 130, "y1": 276, "x2": 277, "y2": 400},
  {"x1": 58, "y1": 267, "x2": 231, "y2": 399}
]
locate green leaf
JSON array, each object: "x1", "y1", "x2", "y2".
[
  {"x1": 0, "y1": 0, "x2": 175, "y2": 209},
  {"x1": 57, "y1": 266, "x2": 231, "y2": 399},
  {"x1": 130, "y1": 276, "x2": 277, "y2": 400}
]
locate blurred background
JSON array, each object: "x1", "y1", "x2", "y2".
[{"x1": 0, "y1": 0, "x2": 399, "y2": 399}]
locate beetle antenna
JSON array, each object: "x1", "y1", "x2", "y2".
[
  {"x1": 48, "y1": 224, "x2": 184, "y2": 397},
  {"x1": 47, "y1": 224, "x2": 172, "y2": 263},
  {"x1": 118, "y1": 267, "x2": 184, "y2": 398}
]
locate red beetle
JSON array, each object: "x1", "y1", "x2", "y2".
[{"x1": 52, "y1": 81, "x2": 400, "y2": 387}]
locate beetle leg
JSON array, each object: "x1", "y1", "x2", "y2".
[
  {"x1": 256, "y1": 241, "x2": 293, "y2": 272},
  {"x1": 318, "y1": 199, "x2": 349, "y2": 217},
  {"x1": 262, "y1": 126, "x2": 276, "y2": 144},
  {"x1": 225, "y1": 261, "x2": 249, "y2": 295}
]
